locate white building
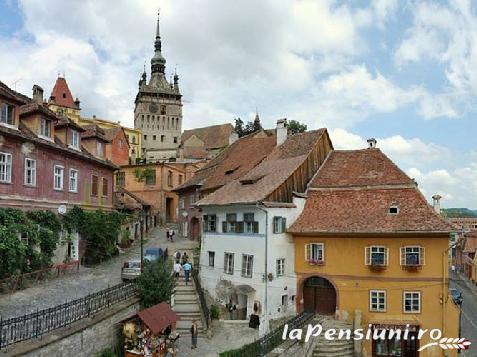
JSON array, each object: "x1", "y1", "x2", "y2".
[{"x1": 197, "y1": 121, "x2": 333, "y2": 324}]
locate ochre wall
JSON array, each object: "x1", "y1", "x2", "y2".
[{"x1": 294, "y1": 235, "x2": 459, "y2": 357}]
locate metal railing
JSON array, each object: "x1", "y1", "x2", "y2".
[
  {"x1": 0, "y1": 280, "x2": 137, "y2": 349},
  {"x1": 192, "y1": 269, "x2": 210, "y2": 329},
  {"x1": 219, "y1": 311, "x2": 314, "y2": 357}
]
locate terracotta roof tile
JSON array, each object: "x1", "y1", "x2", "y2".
[
  {"x1": 183, "y1": 146, "x2": 208, "y2": 159},
  {"x1": 175, "y1": 129, "x2": 277, "y2": 192},
  {"x1": 181, "y1": 123, "x2": 234, "y2": 150},
  {"x1": 311, "y1": 149, "x2": 414, "y2": 188},
  {"x1": 464, "y1": 232, "x2": 477, "y2": 253},
  {"x1": 197, "y1": 129, "x2": 326, "y2": 205},
  {"x1": 49, "y1": 77, "x2": 79, "y2": 109},
  {"x1": 136, "y1": 303, "x2": 180, "y2": 335},
  {"x1": 81, "y1": 124, "x2": 110, "y2": 142}
]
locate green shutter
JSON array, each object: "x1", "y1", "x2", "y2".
[
  {"x1": 281, "y1": 217, "x2": 287, "y2": 233},
  {"x1": 203, "y1": 215, "x2": 208, "y2": 232},
  {"x1": 222, "y1": 221, "x2": 227, "y2": 233},
  {"x1": 237, "y1": 221, "x2": 244, "y2": 233},
  {"x1": 253, "y1": 221, "x2": 259, "y2": 233}
]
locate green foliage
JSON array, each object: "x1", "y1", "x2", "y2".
[
  {"x1": 234, "y1": 115, "x2": 262, "y2": 138},
  {"x1": 133, "y1": 167, "x2": 155, "y2": 183},
  {"x1": 137, "y1": 259, "x2": 176, "y2": 308},
  {"x1": 0, "y1": 208, "x2": 62, "y2": 279},
  {"x1": 442, "y1": 208, "x2": 477, "y2": 218},
  {"x1": 287, "y1": 120, "x2": 307, "y2": 135},
  {"x1": 210, "y1": 304, "x2": 220, "y2": 319},
  {"x1": 64, "y1": 207, "x2": 125, "y2": 265},
  {"x1": 97, "y1": 347, "x2": 119, "y2": 357}
]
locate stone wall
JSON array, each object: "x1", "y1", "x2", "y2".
[{"x1": 6, "y1": 298, "x2": 140, "y2": 357}]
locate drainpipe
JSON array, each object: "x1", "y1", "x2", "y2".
[
  {"x1": 442, "y1": 238, "x2": 459, "y2": 342},
  {"x1": 256, "y1": 202, "x2": 269, "y2": 334}
]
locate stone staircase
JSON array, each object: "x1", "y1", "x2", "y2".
[
  {"x1": 172, "y1": 278, "x2": 205, "y2": 336},
  {"x1": 312, "y1": 317, "x2": 355, "y2": 357}
]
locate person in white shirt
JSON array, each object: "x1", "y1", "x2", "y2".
[{"x1": 173, "y1": 261, "x2": 182, "y2": 279}]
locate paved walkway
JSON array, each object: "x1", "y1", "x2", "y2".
[
  {"x1": 175, "y1": 320, "x2": 259, "y2": 356},
  {"x1": 0, "y1": 226, "x2": 198, "y2": 319}
]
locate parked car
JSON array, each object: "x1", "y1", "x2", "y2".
[
  {"x1": 144, "y1": 247, "x2": 164, "y2": 263},
  {"x1": 449, "y1": 288, "x2": 463, "y2": 305},
  {"x1": 121, "y1": 260, "x2": 142, "y2": 281}
]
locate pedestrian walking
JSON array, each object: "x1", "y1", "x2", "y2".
[
  {"x1": 183, "y1": 261, "x2": 192, "y2": 285},
  {"x1": 181, "y1": 252, "x2": 189, "y2": 265},
  {"x1": 166, "y1": 228, "x2": 170, "y2": 241},
  {"x1": 173, "y1": 261, "x2": 182, "y2": 279},
  {"x1": 170, "y1": 228, "x2": 175, "y2": 241},
  {"x1": 190, "y1": 320, "x2": 198, "y2": 349},
  {"x1": 174, "y1": 250, "x2": 181, "y2": 261}
]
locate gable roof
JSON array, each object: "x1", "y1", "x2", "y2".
[
  {"x1": 289, "y1": 148, "x2": 453, "y2": 235},
  {"x1": 103, "y1": 126, "x2": 129, "y2": 147},
  {"x1": 175, "y1": 129, "x2": 277, "y2": 193},
  {"x1": 181, "y1": 123, "x2": 234, "y2": 150},
  {"x1": 0, "y1": 81, "x2": 29, "y2": 104},
  {"x1": 197, "y1": 129, "x2": 328, "y2": 206},
  {"x1": 81, "y1": 124, "x2": 110, "y2": 142},
  {"x1": 49, "y1": 77, "x2": 79, "y2": 109}
]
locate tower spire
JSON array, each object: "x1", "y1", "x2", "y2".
[{"x1": 151, "y1": 9, "x2": 166, "y2": 74}]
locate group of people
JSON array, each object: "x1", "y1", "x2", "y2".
[{"x1": 173, "y1": 251, "x2": 192, "y2": 285}]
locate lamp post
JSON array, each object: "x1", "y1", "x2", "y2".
[{"x1": 140, "y1": 210, "x2": 145, "y2": 273}]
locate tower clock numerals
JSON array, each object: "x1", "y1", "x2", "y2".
[{"x1": 149, "y1": 103, "x2": 158, "y2": 113}]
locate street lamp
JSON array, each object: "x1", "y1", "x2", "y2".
[{"x1": 140, "y1": 210, "x2": 146, "y2": 273}]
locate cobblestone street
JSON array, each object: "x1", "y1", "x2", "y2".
[{"x1": 0, "y1": 226, "x2": 198, "y2": 319}]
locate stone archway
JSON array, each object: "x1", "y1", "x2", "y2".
[{"x1": 303, "y1": 276, "x2": 337, "y2": 315}]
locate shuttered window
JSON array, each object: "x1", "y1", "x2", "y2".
[
  {"x1": 273, "y1": 217, "x2": 286, "y2": 233},
  {"x1": 224, "y1": 253, "x2": 234, "y2": 274},
  {"x1": 203, "y1": 215, "x2": 217, "y2": 232},
  {"x1": 400, "y1": 246, "x2": 425, "y2": 266},
  {"x1": 365, "y1": 246, "x2": 388, "y2": 266},
  {"x1": 305, "y1": 243, "x2": 324, "y2": 263}
]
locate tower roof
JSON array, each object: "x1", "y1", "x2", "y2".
[
  {"x1": 151, "y1": 10, "x2": 166, "y2": 74},
  {"x1": 49, "y1": 77, "x2": 79, "y2": 109}
]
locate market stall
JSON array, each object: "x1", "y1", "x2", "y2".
[{"x1": 122, "y1": 302, "x2": 180, "y2": 357}]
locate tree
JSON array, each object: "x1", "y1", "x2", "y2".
[
  {"x1": 234, "y1": 118, "x2": 244, "y2": 137},
  {"x1": 138, "y1": 259, "x2": 176, "y2": 308},
  {"x1": 287, "y1": 120, "x2": 307, "y2": 135}
]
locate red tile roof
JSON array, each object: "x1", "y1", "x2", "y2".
[
  {"x1": 289, "y1": 148, "x2": 453, "y2": 235},
  {"x1": 310, "y1": 149, "x2": 413, "y2": 188},
  {"x1": 464, "y1": 232, "x2": 477, "y2": 253},
  {"x1": 197, "y1": 129, "x2": 327, "y2": 205},
  {"x1": 49, "y1": 77, "x2": 79, "y2": 109},
  {"x1": 175, "y1": 129, "x2": 277, "y2": 192},
  {"x1": 181, "y1": 123, "x2": 234, "y2": 150},
  {"x1": 137, "y1": 302, "x2": 180, "y2": 335},
  {"x1": 81, "y1": 124, "x2": 110, "y2": 142}
]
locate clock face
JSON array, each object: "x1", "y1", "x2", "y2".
[{"x1": 149, "y1": 103, "x2": 158, "y2": 113}]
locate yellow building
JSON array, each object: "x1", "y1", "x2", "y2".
[
  {"x1": 289, "y1": 145, "x2": 459, "y2": 357},
  {"x1": 47, "y1": 76, "x2": 142, "y2": 163}
]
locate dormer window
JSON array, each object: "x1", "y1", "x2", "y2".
[
  {"x1": 96, "y1": 141, "x2": 104, "y2": 157},
  {"x1": 70, "y1": 130, "x2": 79, "y2": 149},
  {"x1": 0, "y1": 103, "x2": 15, "y2": 126},
  {"x1": 389, "y1": 205, "x2": 399, "y2": 215},
  {"x1": 40, "y1": 117, "x2": 51, "y2": 138}
]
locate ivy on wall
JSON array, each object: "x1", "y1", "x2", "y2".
[
  {"x1": 133, "y1": 167, "x2": 155, "y2": 183},
  {"x1": 0, "y1": 206, "x2": 128, "y2": 279}
]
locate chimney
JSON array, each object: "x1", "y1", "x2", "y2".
[
  {"x1": 276, "y1": 118, "x2": 287, "y2": 146},
  {"x1": 229, "y1": 131, "x2": 239, "y2": 146},
  {"x1": 432, "y1": 194, "x2": 442, "y2": 214},
  {"x1": 367, "y1": 138, "x2": 377, "y2": 148},
  {"x1": 74, "y1": 97, "x2": 81, "y2": 109},
  {"x1": 32, "y1": 85, "x2": 44, "y2": 105}
]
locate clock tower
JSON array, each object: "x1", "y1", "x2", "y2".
[{"x1": 134, "y1": 11, "x2": 182, "y2": 161}]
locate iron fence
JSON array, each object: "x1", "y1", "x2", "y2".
[
  {"x1": 192, "y1": 269, "x2": 210, "y2": 329},
  {"x1": 219, "y1": 311, "x2": 314, "y2": 357},
  {"x1": 0, "y1": 280, "x2": 137, "y2": 349}
]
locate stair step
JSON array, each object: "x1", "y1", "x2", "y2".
[{"x1": 173, "y1": 305, "x2": 201, "y2": 313}]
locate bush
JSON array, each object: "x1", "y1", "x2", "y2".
[
  {"x1": 98, "y1": 347, "x2": 119, "y2": 357},
  {"x1": 210, "y1": 304, "x2": 220, "y2": 319},
  {"x1": 138, "y1": 259, "x2": 176, "y2": 308}
]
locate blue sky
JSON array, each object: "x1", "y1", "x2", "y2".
[{"x1": 0, "y1": 0, "x2": 476, "y2": 208}]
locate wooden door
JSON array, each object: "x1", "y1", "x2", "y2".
[{"x1": 303, "y1": 277, "x2": 336, "y2": 315}]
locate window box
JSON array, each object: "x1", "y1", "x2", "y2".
[
  {"x1": 400, "y1": 246, "x2": 425, "y2": 270},
  {"x1": 365, "y1": 246, "x2": 388, "y2": 270},
  {"x1": 307, "y1": 259, "x2": 324, "y2": 266},
  {"x1": 305, "y1": 243, "x2": 324, "y2": 264}
]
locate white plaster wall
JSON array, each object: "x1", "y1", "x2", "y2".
[{"x1": 200, "y1": 197, "x2": 305, "y2": 320}]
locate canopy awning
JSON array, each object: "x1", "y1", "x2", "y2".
[{"x1": 136, "y1": 302, "x2": 180, "y2": 335}]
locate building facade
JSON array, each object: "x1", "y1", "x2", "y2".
[
  {"x1": 289, "y1": 145, "x2": 459, "y2": 357},
  {"x1": 197, "y1": 123, "x2": 333, "y2": 325},
  {"x1": 134, "y1": 12, "x2": 182, "y2": 161}
]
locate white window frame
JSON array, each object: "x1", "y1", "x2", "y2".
[
  {"x1": 24, "y1": 158, "x2": 36, "y2": 186},
  {"x1": 96, "y1": 141, "x2": 104, "y2": 156},
  {"x1": 244, "y1": 213, "x2": 255, "y2": 233},
  {"x1": 276, "y1": 258, "x2": 285, "y2": 277},
  {"x1": 305, "y1": 243, "x2": 324, "y2": 263},
  {"x1": 101, "y1": 177, "x2": 108, "y2": 197},
  {"x1": 70, "y1": 130, "x2": 79, "y2": 149},
  {"x1": 0, "y1": 152, "x2": 12, "y2": 183},
  {"x1": 53, "y1": 165, "x2": 64, "y2": 190},
  {"x1": 241, "y1": 254, "x2": 253, "y2": 278},
  {"x1": 69, "y1": 168, "x2": 78, "y2": 193},
  {"x1": 40, "y1": 117, "x2": 51, "y2": 138},
  {"x1": 369, "y1": 290, "x2": 386, "y2": 312},
  {"x1": 224, "y1": 252, "x2": 234, "y2": 275},
  {"x1": 0, "y1": 103, "x2": 15, "y2": 126},
  {"x1": 365, "y1": 246, "x2": 389, "y2": 266},
  {"x1": 403, "y1": 291, "x2": 421, "y2": 313},
  {"x1": 273, "y1": 216, "x2": 287, "y2": 234},
  {"x1": 400, "y1": 246, "x2": 425, "y2": 266}
]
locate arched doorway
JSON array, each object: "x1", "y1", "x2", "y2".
[{"x1": 303, "y1": 276, "x2": 336, "y2": 315}]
